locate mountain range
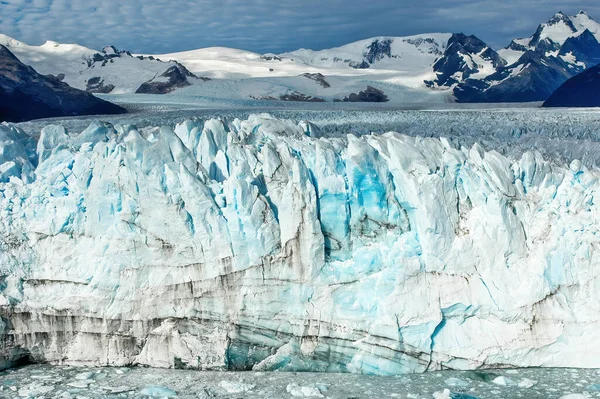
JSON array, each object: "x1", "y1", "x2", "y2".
[{"x1": 1, "y1": 10, "x2": 600, "y2": 105}]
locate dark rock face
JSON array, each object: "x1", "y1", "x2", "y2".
[
  {"x1": 0, "y1": 45, "x2": 126, "y2": 123},
  {"x1": 86, "y1": 46, "x2": 131, "y2": 67},
  {"x1": 543, "y1": 63, "x2": 600, "y2": 107},
  {"x1": 135, "y1": 64, "x2": 204, "y2": 94},
  {"x1": 48, "y1": 73, "x2": 65, "y2": 82},
  {"x1": 301, "y1": 73, "x2": 331, "y2": 88},
  {"x1": 455, "y1": 51, "x2": 574, "y2": 103},
  {"x1": 279, "y1": 92, "x2": 325, "y2": 102},
  {"x1": 86, "y1": 77, "x2": 116, "y2": 94},
  {"x1": 343, "y1": 86, "x2": 389, "y2": 102},
  {"x1": 250, "y1": 92, "x2": 325, "y2": 102},
  {"x1": 404, "y1": 37, "x2": 445, "y2": 55},
  {"x1": 507, "y1": 40, "x2": 528, "y2": 52},
  {"x1": 348, "y1": 39, "x2": 394, "y2": 69},
  {"x1": 534, "y1": 38, "x2": 561, "y2": 54},
  {"x1": 351, "y1": 60, "x2": 371, "y2": 69},
  {"x1": 261, "y1": 54, "x2": 282, "y2": 61},
  {"x1": 432, "y1": 33, "x2": 506, "y2": 87},
  {"x1": 559, "y1": 29, "x2": 600, "y2": 67},
  {"x1": 364, "y1": 39, "x2": 393, "y2": 64}
]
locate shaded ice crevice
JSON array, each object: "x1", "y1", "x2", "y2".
[{"x1": 0, "y1": 113, "x2": 599, "y2": 374}]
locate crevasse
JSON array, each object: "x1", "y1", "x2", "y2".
[{"x1": 0, "y1": 114, "x2": 598, "y2": 375}]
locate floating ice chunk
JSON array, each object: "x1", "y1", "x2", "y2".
[
  {"x1": 559, "y1": 395, "x2": 591, "y2": 399},
  {"x1": 492, "y1": 376, "x2": 515, "y2": 386},
  {"x1": 218, "y1": 380, "x2": 255, "y2": 394},
  {"x1": 114, "y1": 368, "x2": 130, "y2": 374},
  {"x1": 140, "y1": 386, "x2": 178, "y2": 397},
  {"x1": 67, "y1": 380, "x2": 92, "y2": 388},
  {"x1": 100, "y1": 385, "x2": 135, "y2": 393},
  {"x1": 445, "y1": 377, "x2": 469, "y2": 387},
  {"x1": 586, "y1": 384, "x2": 600, "y2": 391},
  {"x1": 17, "y1": 384, "x2": 54, "y2": 396},
  {"x1": 30, "y1": 374, "x2": 55, "y2": 380},
  {"x1": 433, "y1": 389, "x2": 452, "y2": 399},
  {"x1": 74, "y1": 371, "x2": 95, "y2": 380},
  {"x1": 286, "y1": 383, "x2": 324, "y2": 397},
  {"x1": 518, "y1": 378, "x2": 538, "y2": 388}
]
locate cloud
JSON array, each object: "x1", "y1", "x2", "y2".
[{"x1": 0, "y1": 0, "x2": 598, "y2": 53}]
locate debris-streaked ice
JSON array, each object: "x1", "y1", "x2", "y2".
[{"x1": 1, "y1": 113, "x2": 600, "y2": 375}]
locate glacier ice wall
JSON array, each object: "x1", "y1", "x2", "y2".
[{"x1": 0, "y1": 114, "x2": 599, "y2": 374}]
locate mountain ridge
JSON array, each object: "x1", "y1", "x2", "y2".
[
  {"x1": 1, "y1": 11, "x2": 599, "y2": 103},
  {"x1": 0, "y1": 45, "x2": 126, "y2": 122}
]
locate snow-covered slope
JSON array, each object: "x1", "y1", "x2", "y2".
[
  {"x1": 155, "y1": 34, "x2": 451, "y2": 80},
  {"x1": 281, "y1": 34, "x2": 450, "y2": 71},
  {"x1": 162, "y1": 73, "x2": 450, "y2": 104},
  {"x1": 2, "y1": 114, "x2": 600, "y2": 373},
  {"x1": 151, "y1": 35, "x2": 462, "y2": 104},
  {"x1": 153, "y1": 47, "x2": 322, "y2": 80},
  {"x1": 0, "y1": 36, "x2": 200, "y2": 94},
  {"x1": 0, "y1": 34, "x2": 96, "y2": 75}
]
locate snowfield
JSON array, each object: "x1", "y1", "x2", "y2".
[{"x1": 2, "y1": 106, "x2": 600, "y2": 376}]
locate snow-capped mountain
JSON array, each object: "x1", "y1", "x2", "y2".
[
  {"x1": 455, "y1": 11, "x2": 600, "y2": 102},
  {"x1": 156, "y1": 33, "x2": 511, "y2": 103},
  {"x1": 2, "y1": 10, "x2": 600, "y2": 103},
  {"x1": 0, "y1": 35, "x2": 202, "y2": 95},
  {"x1": 500, "y1": 11, "x2": 600, "y2": 62},
  {"x1": 157, "y1": 12, "x2": 600, "y2": 104},
  {"x1": 427, "y1": 33, "x2": 506, "y2": 87},
  {"x1": 0, "y1": 45, "x2": 125, "y2": 122},
  {"x1": 150, "y1": 34, "x2": 460, "y2": 103}
]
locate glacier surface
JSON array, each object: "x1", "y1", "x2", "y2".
[{"x1": 0, "y1": 113, "x2": 599, "y2": 375}]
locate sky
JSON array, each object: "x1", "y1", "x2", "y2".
[{"x1": 0, "y1": 0, "x2": 599, "y2": 54}]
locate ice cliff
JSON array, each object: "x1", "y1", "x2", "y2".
[{"x1": 0, "y1": 114, "x2": 598, "y2": 374}]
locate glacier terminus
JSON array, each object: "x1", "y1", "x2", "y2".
[{"x1": 0, "y1": 111, "x2": 599, "y2": 376}]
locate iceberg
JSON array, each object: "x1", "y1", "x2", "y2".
[{"x1": 0, "y1": 113, "x2": 600, "y2": 375}]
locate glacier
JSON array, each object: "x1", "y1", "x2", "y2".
[{"x1": 0, "y1": 113, "x2": 599, "y2": 375}]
